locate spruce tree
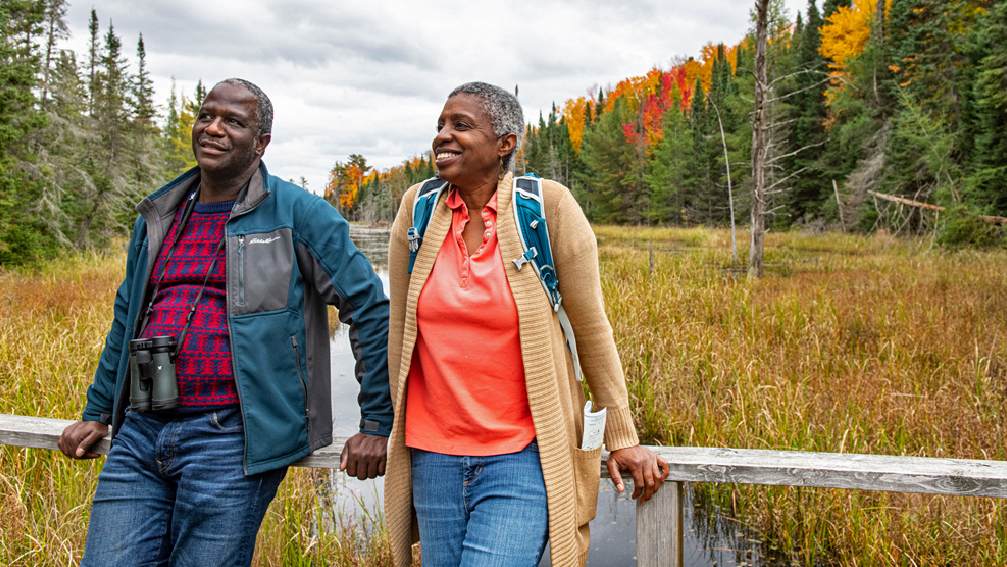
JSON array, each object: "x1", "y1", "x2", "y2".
[
  {"x1": 645, "y1": 86, "x2": 694, "y2": 223},
  {"x1": 0, "y1": 0, "x2": 50, "y2": 264},
  {"x1": 966, "y1": 0, "x2": 1007, "y2": 214}
]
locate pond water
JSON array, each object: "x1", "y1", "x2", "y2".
[{"x1": 325, "y1": 226, "x2": 770, "y2": 566}]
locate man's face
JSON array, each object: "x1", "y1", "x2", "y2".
[{"x1": 192, "y1": 83, "x2": 270, "y2": 177}]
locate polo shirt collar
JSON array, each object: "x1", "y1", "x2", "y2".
[{"x1": 445, "y1": 185, "x2": 499, "y2": 213}]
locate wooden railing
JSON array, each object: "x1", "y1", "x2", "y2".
[{"x1": 3, "y1": 413, "x2": 1007, "y2": 566}]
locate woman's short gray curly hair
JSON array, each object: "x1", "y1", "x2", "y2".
[{"x1": 448, "y1": 81, "x2": 524, "y2": 172}]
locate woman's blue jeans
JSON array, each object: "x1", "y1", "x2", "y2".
[
  {"x1": 81, "y1": 408, "x2": 286, "y2": 567},
  {"x1": 411, "y1": 440, "x2": 549, "y2": 567}
]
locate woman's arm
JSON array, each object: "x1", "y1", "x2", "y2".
[{"x1": 548, "y1": 182, "x2": 669, "y2": 501}]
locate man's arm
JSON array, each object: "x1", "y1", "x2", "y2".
[
  {"x1": 61, "y1": 217, "x2": 143, "y2": 459},
  {"x1": 296, "y1": 198, "x2": 391, "y2": 479}
]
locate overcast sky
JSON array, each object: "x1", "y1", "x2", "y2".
[{"x1": 64, "y1": 1, "x2": 807, "y2": 193}]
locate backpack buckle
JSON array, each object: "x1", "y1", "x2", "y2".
[
  {"x1": 513, "y1": 247, "x2": 537, "y2": 270},
  {"x1": 407, "y1": 227, "x2": 420, "y2": 253}
]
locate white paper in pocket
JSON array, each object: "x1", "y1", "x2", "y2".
[{"x1": 581, "y1": 401, "x2": 607, "y2": 450}]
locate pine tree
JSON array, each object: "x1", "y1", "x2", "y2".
[
  {"x1": 76, "y1": 21, "x2": 132, "y2": 247},
  {"x1": 131, "y1": 34, "x2": 155, "y2": 125},
  {"x1": 645, "y1": 86, "x2": 694, "y2": 223},
  {"x1": 823, "y1": 0, "x2": 851, "y2": 17},
  {"x1": 786, "y1": 0, "x2": 830, "y2": 222},
  {"x1": 0, "y1": 0, "x2": 51, "y2": 264},
  {"x1": 576, "y1": 98, "x2": 642, "y2": 223},
  {"x1": 39, "y1": 0, "x2": 68, "y2": 109},
  {"x1": 86, "y1": 8, "x2": 98, "y2": 116},
  {"x1": 965, "y1": 0, "x2": 1007, "y2": 215}
]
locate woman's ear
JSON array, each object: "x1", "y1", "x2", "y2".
[{"x1": 497, "y1": 132, "x2": 517, "y2": 159}]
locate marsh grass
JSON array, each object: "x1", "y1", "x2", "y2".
[
  {"x1": 0, "y1": 249, "x2": 391, "y2": 566},
  {"x1": 597, "y1": 226, "x2": 1007, "y2": 565},
  {"x1": 2, "y1": 228, "x2": 1006, "y2": 564}
]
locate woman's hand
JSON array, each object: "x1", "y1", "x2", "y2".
[{"x1": 606, "y1": 445, "x2": 670, "y2": 503}]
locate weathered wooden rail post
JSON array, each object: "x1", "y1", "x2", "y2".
[{"x1": 636, "y1": 480, "x2": 684, "y2": 567}]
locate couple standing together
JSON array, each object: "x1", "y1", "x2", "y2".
[{"x1": 58, "y1": 78, "x2": 669, "y2": 567}]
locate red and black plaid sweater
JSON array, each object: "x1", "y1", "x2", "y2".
[{"x1": 141, "y1": 199, "x2": 238, "y2": 408}]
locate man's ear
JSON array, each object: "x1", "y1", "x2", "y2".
[{"x1": 256, "y1": 133, "x2": 271, "y2": 156}]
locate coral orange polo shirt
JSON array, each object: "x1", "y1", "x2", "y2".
[{"x1": 404, "y1": 188, "x2": 536, "y2": 456}]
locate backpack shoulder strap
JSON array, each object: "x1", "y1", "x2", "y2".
[
  {"x1": 511, "y1": 173, "x2": 584, "y2": 380},
  {"x1": 407, "y1": 177, "x2": 448, "y2": 273}
]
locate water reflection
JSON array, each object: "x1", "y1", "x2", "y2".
[{"x1": 325, "y1": 226, "x2": 770, "y2": 566}]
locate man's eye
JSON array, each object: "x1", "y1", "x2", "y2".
[
  {"x1": 197, "y1": 113, "x2": 210, "y2": 121},
  {"x1": 436, "y1": 122, "x2": 444, "y2": 132},
  {"x1": 455, "y1": 122, "x2": 469, "y2": 130},
  {"x1": 228, "y1": 118, "x2": 242, "y2": 126}
]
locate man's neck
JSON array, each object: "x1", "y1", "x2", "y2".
[{"x1": 199, "y1": 160, "x2": 260, "y2": 203}]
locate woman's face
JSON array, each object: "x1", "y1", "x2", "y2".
[{"x1": 433, "y1": 94, "x2": 514, "y2": 187}]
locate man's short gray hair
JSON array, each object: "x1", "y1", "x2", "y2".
[
  {"x1": 215, "y1": 78, "x2": 273, "y2": 135},
  {"x1": 448, "y1": 81, "x2": 523, "y2": 172}
]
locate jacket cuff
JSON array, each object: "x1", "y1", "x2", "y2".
[
  {"x1": 82, "y1": 406, "x2": 112, "y2": 425},
  {"x1": 603, "y1": 405, "x2": 640, "y2": 451},
  {"x1": 359, "y1": 416, "x2": 391, "y2": 437}
]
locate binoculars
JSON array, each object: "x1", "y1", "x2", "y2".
[{"x1": 128, "y1": 335, "x2": 179, "y2": 411}]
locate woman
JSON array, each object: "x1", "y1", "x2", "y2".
[{"x1": 384, "y1": 81, "x2": 669, "y2": 567}]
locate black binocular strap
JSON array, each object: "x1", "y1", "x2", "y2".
[{"x1": 137, "y1": 188, "x2": 226, "y2": 356}]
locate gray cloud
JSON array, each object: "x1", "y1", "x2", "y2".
[{"x1": 66, "y1": 0, "x2": 808, "y2": 193}]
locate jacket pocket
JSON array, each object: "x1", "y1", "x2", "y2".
[
  {"x1": 573, "y1": 446, "x2": 602, "y2": 526},
  {"x1": 230, "y1": 228, "x2": 293, "y2": 315},
  {"x1": 290, "y1": 335, "x2": 309, "y2": 419}
]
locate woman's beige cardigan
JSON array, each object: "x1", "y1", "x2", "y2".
[{"x1": 385, "y1": 172, "x2": 641, "y2": 566}]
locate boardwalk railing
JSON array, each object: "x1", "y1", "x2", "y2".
[{"x1": 3, "y1": 413, "x2": 1007, "y2": 566}]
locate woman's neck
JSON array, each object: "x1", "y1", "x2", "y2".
[{"x1": 454, "y1": 172, "x2": 501, "y2": 212}]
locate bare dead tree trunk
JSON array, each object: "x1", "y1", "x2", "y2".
[
  {"x1": 872, "y1": 0, "x2": 885, "y2": 106},
  {"x1": 749, "y1": 0, "x2": 771, "y2": 278},
  {"x1": 711, "y1": 100, "x2": 739, "y2": 264}
]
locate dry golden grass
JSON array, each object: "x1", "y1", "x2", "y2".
[
  {"x1": 596, "y1": 225, "x2": 1007, "y2": 565},
  {"x1": 0, "y1": 249, "x2": 391, "y2": 566},
  {"x1": 2, "y1": 227, "x2": 1006, "y2": 565}
]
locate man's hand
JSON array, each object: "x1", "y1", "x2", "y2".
[
  {"x1": 339, "y1": 432, "x2": 387, "y2": 480},
  {"x1": 606, "y1": 445, "x2": 670, "y2": 503},
  {"x1": 58, "y1": 420, "x2": 109, "y2": 460}
]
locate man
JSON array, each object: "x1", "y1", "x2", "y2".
[{"x1": 57, "y1": 78, "x2": 391, "y2": 566}]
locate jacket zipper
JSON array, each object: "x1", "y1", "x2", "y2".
[
  {"x1": 236, "y1": 234, "x2": 246, "y2": 306},
  {"x1": 290, "y1": 336, "x2": 309, "y2": 419}
]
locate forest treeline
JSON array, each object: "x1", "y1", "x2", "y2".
[
  {"x1": 3, "y1": 1, "x2": 1006, "y2": 267},
  {"x1": 0, "y1": 0, "x2": 204, "y2": 266},
  {"x1": 329, "y1": 0, "x2": 1007, "y2": 247}
]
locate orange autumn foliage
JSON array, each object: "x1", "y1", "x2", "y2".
[{"x1": 820, "y1": 0, "x2": 892, "y2": 92}]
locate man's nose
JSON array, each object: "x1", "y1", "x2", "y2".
[{"x1": 205, "y1": 117, "x2": 225, "y2": 136}]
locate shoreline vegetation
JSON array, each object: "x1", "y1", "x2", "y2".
[{"x1": 2, "y1": 226, "x2": 1005, "y2": 565}]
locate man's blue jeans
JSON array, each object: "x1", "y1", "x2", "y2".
[
  {"x1": 411, "y1": 440, "x2": 549, "y2": 567},
  {"x1": 81, "y1": 408, "x2": 286, "y2": 567}
]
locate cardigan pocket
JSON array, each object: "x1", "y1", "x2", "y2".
[{"x1": 573, "y1": 446, "x2": 602, "y2": 526}]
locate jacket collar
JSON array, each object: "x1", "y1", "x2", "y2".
[{"x1": 137, "y1": 160, "x2": 271, "y2": 222}]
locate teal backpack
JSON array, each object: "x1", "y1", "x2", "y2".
[{"x1": 406, "y1": 174, "x2": 583, "y2": 380}]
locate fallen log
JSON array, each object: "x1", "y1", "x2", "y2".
[{"x1": 868, "y1": 191, "x2": 1007, "y2": 225}]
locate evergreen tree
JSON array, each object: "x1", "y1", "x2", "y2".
[
  {"x1": 0, "y1": 0, "x2": 50, "y2": 264},
  {"x1": 86, "y1": 8, "x2": 98, "y2": 116},
  {"x1": 645, "y1": 86, "x2": 694, "y2": 223},
  {"x1": 823, "y1": 0, "x2": 851, "y2": 17},
  {"x1": 576, "y1": 98, "x2": 643, "y2": 223},
  {"x1": 39, "y1": 0, "x2": 68, "y2": 109},
  {"x1": 965, "y1": 0, "x2": 1007, "y2": 215},
  {"x1": 786, "y1": 0, "x2": 830, "y2": 222}
]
